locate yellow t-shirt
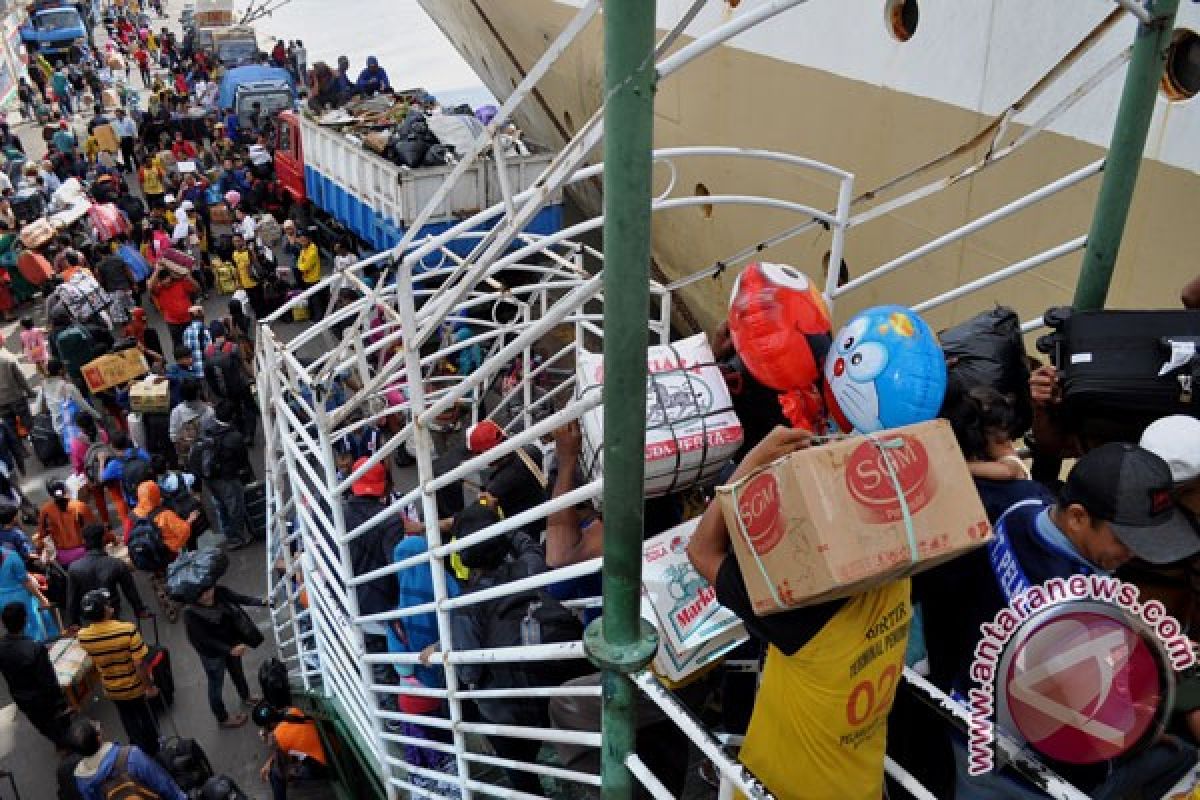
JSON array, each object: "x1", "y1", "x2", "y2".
[
  {"x1": 140, "y1": 164, "x2": 164, "y2": 195},
  {"x1": 233, "y1": 249, "x2": 257, "y2": 288},
  {"x1": 738, "y1": 579, "x2": 911, "y2": 800},
  {"x1": 78, "y1": 619, "x2": 149, "y2": 702},
  {"x1": 297, "y1": 243, "x2": 321, "y2": 285}
]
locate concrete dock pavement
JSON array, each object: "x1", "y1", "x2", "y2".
[{"x1": 0, "y1": 2, "x2": 302, "y2": 797}]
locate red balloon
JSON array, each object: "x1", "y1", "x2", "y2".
[{"x1": 727, "y1": 262, "x2": 833, "y2": 391}]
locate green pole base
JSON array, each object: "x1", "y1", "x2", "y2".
[{"x1": 583, "y1": 618, "x2": 659, "y2": 674}]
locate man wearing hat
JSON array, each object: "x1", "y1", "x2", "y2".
[
  {"x1": 946, "y1": 442, "x2": 1200, "y2": 796},
  {"x1": 466, "y1": 419, "x2": 547, "y2": 528},
  {"x1": 342, "y1": 458, "x2": 421, "y2": 696},
  {"x1": 36, "y1": 480, "x2": 96, "y2": 567},
  {"x1": 77, "y1": 588, "x2": 160, "y2": 756},
  {"x1": 355, "y1": 56, "x2": 390, "y2": 96}
]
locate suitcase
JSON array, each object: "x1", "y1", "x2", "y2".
[
  {"x1": 31, "y1": 412, "x2": 68, "y2": 467},
  {"x1": 16, "y1": 251, "x2": 53, "y2": 286},
  {"x1": 160, "y1": 247, "x2": 196, "y2": 272},
  {"x1": 138, "y1": 614, "x2": 175, "y2": 712},
  {"x1": 245, "y1": 481, "x2": 267, "y2": 539},
  {"x1": 18, "y1": 217, "x2": 54, "y2": 249},
  {"x1": 1038, "y1": 308, "x2": 1200, "y2": 438}
]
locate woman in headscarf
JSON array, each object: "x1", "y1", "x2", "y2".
[
  {"x1": 132, "y1": 480, "x2": 197, "y2": 621},
  {"x1": 0, "y1": 543, "x2": 55, "y2": 640}
]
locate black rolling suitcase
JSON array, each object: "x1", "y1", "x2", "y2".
[
  {"x1": 1038, "y1": 308, "x2": 1200, "y2": 439},
  {"x1": 137, "y1": 613, "x2": 175, "y2": 712},
  {"x1": 30, "y1": 412, "x2": 67, "y2": 468},
  {"x1": 245, "y1": 481, "x2": 267, "y2": 540}
]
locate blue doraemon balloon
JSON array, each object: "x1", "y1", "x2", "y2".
[{"x1": 823, "y1": 305, "x2": 947, "y2": 433}]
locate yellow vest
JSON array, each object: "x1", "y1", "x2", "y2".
[
  {"x1": 739, "y1": 579, "x2": 911, "y2": 800},
  {"x1": 233, "y1": 249, "x2": 257, "y2": 289}
]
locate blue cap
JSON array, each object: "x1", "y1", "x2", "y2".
[{"x1": 367, "y1": 56, "x2": 379, "y2": 67}]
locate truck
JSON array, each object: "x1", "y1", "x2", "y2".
[
  {"x1": 218, "y1": 65, "x2": 296, "y2": 130},
  {"x1": 272, "y1": 109, "x2": 564, "y2": 259},
  {"x1": 20, "y1": 0, "x2": 93, "y2": 62},
  {"x1": 210, "y1": 25, "x2": 261, "y2": 68}
]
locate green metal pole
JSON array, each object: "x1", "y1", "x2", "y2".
[
  {"x1": 1074, "y1": 0, "x2": 1181, "y2": 310},
  {"x1": 584, "y1": 1, "x2": 660, "y2": 799}
]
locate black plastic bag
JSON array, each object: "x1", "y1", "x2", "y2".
[
  {"x1": 939, "y1": 306, "x2": 1033, "y2": 436},
  {"x1": 165, "y1": 548, "x2": 229, "y2": 604}
]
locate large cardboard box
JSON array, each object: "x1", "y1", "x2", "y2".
[
  {"x1": 82, "y1": 349, "x2": 149, "y2": 393},
  {"x1": 577, "y1": 333, "x2": 743, "y2": 498},
  {"x1": 641, "y1": 520, "x2": 747, "y2": 683},
  {"x1": 93, "y1": 122, "x2": 119, "y2": 153},
  {"x1": 717, "y1": 420, "x2": 993, "y2": 615},
  {"x1": 130, "y1": 376, "x2": 170, "y2": 413}
]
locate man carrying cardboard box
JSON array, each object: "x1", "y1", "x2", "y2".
[{"x1": 688, "y1": 426, "x2": 912, "y2": 800}]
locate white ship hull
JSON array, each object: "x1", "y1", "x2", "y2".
[{"x1": 420, "y1": 0, "x2": 1200, "y2": 332}]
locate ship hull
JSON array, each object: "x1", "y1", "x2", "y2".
[{"x1": 421, "y1": 0, "x2": 1199, "y2": 333}]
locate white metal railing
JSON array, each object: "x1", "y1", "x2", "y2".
[{"x1": 254, "y1": 1, "x2": 1181, "y2": 798}]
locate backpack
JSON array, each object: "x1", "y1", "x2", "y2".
[
  {"x1": 203, "y1": 346, "x2": 242, "y2": 399},
  {"x1": 480, "y1": 590, "x2": 584, "y2": 690},
  {"x1": 188, "y1": 431, "x2": 221, "y2": 481},
  {"x1": 99, "y1": 746, "x2": 160, "y2": 799},
  {"x1": 120, "y1": 453, "x2": 152, "y2": 501},
  {"x1": 156, "y1": 736, "x2": 213, "y2": 792},
  {"x1": 84, "y1": 441, "x2": 116, "y2": 485},
  {"x1": 128, "y1": 509, "x2": 173, "y2": 571},
  {"x1": 258, "y1": 657, "x2": 292, "y2": 708},
  {"x1": 175, "y1": 416, "x2": 202, "y2": 464}
]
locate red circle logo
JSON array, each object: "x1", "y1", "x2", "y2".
[
  {"x1": 844, "y1": 436, "x2": 935, "y2": 523},
  {"x1": 736, "y1": 472, "x2": 784, "y2": 555},
  {"x1": 1000, "y1": 606, "x2": 1165, "y2": 765}
]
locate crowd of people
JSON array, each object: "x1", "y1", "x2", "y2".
[{"x1": 0, "y1": 0, "x2": 344, "y2": 796}]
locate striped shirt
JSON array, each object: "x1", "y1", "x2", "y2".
[
  {"x1": 182, "y1": 321, "x2": 212, "y2": 376},
  {"x1": 77, "y1": 619, "x2": 148, "y2": 701}
]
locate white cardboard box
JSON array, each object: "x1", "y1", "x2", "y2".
[{"x1": 577, "y1": 333, "x2": 743, "y2": 498}]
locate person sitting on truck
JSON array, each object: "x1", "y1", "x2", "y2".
[
  {"x1": 355, "y1": 56, "x2": 390, "y2": 96},
  {"x1": 332, "y1": 55, "x2": 353, "y2": 99}
]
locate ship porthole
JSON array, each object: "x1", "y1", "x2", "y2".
[
  {"x1": 695, "y1": 183, "x2": 713, "y2": 219},
  {"x1": 1162, "y1": 29, "x2": 1200, "y2": 102},
  {"x1": 885, "y1": 0, "x2": 919, "y2": 42}
]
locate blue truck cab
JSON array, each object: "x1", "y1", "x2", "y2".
[{"x1": 21, "y1": 0, "x2": 93, "y2": 61}]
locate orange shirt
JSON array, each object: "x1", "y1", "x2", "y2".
[
  {"x1": 37, "y1": 499, "x2": 95, "y2": 552},
  {"x1": 275, "y1": 709, "x2": 326, "y2": 765},
  {"x1": 132, "y1": 482, "x2": 191, "y2": 553}
]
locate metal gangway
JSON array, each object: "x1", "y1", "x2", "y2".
[{"x1": 257, "y1": 1, "x2": 1191, "y2": 798}]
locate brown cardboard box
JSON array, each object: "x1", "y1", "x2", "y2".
[
  {"x1": 94, "y1": 122, "x2": 119, "y2": 153},
  {"x1": 210, "y1": 203, "x2": 233, "y2": 224},
  {"x1": 717, "y1": 420, "x2": 993, "y2": 615},
  {"x1": 81, "y1": 349, "x2": 149, "y2": 393},
  {"x1": 130, "y1": 377, "x2": 170, "y2": 413}
]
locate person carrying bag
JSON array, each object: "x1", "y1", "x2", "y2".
[{"x1": 182, "y1": 583, "x2": 266, "y2": 729}]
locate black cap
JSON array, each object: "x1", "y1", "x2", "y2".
[
  {"x1": 80, "y1": 588, "x2": 113, "y2": 622},
  {"x1": 1061, "y1": 442, "x2": 1200, "y2": 564}
]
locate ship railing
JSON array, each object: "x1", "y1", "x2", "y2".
[{"x1": 255, "y1": 133, "x2": 1154, "y2": 796}]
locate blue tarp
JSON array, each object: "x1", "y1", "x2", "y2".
[{"x1": 217, "y1": 65, "x2": 295, "y2": 110}]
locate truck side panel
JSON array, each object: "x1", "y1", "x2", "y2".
[{"x1": 298, "y1": 114, "x2": 563, "y2": 257}]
